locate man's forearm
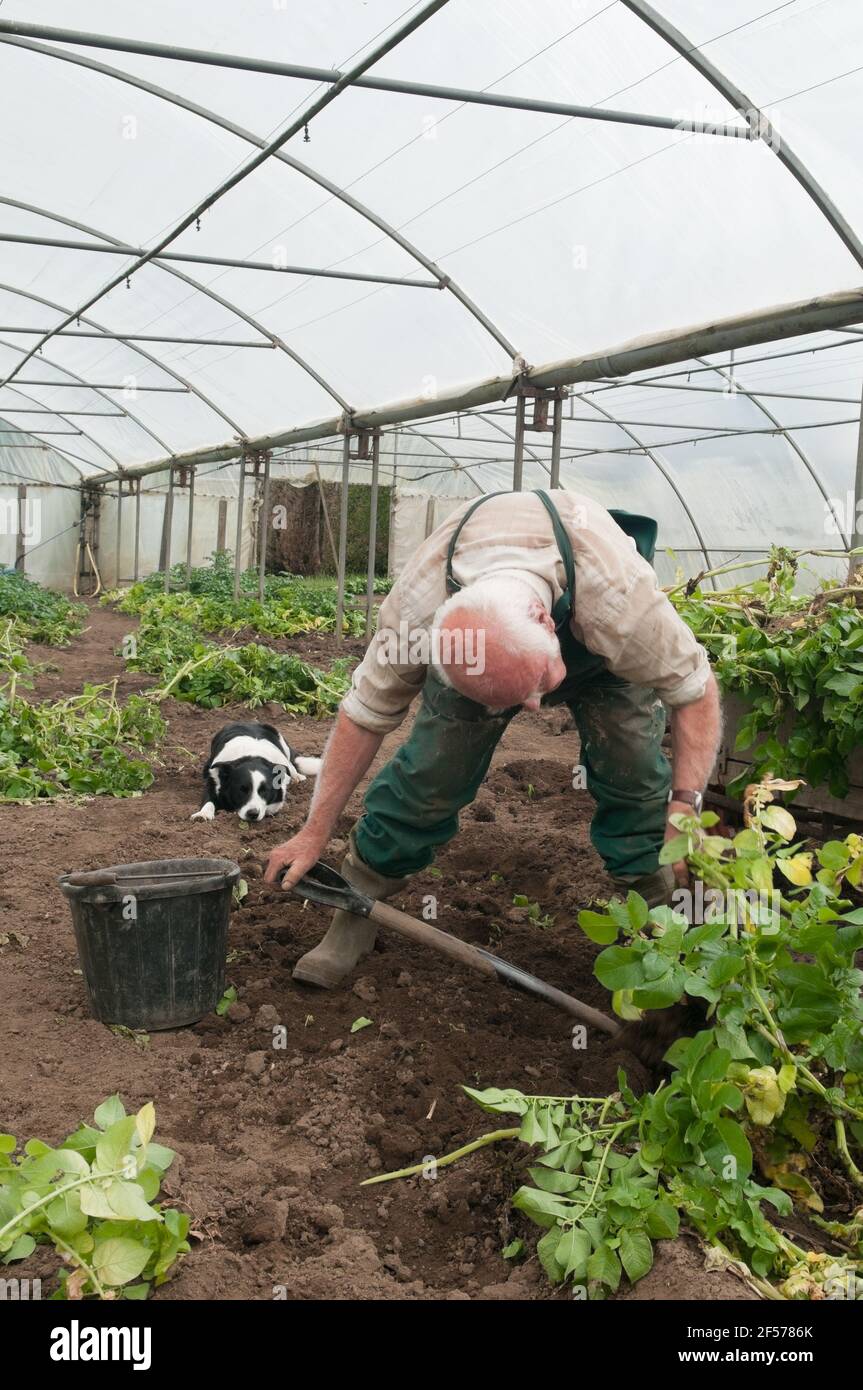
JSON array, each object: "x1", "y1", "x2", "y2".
[
  {"x1": 669, "y1": 671, "x2": 722, "y2": 796},
  {"x1": 304, "y1": 708, "x2": 384, "y2": 840}
]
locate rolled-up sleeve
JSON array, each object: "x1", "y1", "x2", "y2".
[
  {"x1": 339, "y1": 585, "x2": 428, "y2": 734},
  {"x1": 579, "y1": 551, "x2": 711, "y2": 708}
]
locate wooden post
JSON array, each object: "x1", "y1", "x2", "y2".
[{"x1": 216, "y1": 498, "x2": 228, "y2": 553}]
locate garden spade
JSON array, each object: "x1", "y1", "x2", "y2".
[{"x1": 287, "y1": 860, "x2": 620, "y2": 1037}]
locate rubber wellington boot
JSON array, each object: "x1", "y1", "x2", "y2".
[
  {"x1": 292, "y1": 832, "x2": 410, "y2": 989},
  {"x1": 610, "y1": 864, "x2": 678, "y2": 910}
]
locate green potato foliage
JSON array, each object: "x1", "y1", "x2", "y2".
[
  {"x1": 0, "y1": 1096, "x2": 190, "y2": 1300},
  {"x1": 0, "y1": 679, "x2": 164, "y2": 803},
  {"x1": 0, "y1": 576, "x2": 163, "y2": 802},
  {"x1": 0, "y1": 570, "x2": 85, "y2": 647},
  {"x1": 370, "y1": 782, "x2": 863, "y2": 1302},
  {"x1": 105, "y1": 553, "x2": 363, "y2": 714},
  {"x1": 124, "y1": 615, "x2": 352, "y2": 715},
  {"x1": 671, "y1": 547, "x2": 863, "y2": 797},
  {"x1": 110, "y1": 550, "x2": 391, "y2": 641}
]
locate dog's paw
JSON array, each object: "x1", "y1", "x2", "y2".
[{"x1": 191, "y1": 803, "x2": 216, "y2": 821}]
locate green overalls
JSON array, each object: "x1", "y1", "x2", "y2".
[{"x1": 353, "y1": 491, "x2": 672, "y2": 881}]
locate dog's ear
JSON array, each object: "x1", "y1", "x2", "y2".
[{"x1": 218, "y1": 763, "x2": 231, "y2": 779}]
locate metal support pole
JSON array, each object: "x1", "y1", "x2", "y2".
[
  {"x1": 388, "y1": 430, "x2": 399, "y2": 578},
  {"x1": 115, "y1": 479, "x2": 122, "y2": 586},
  {"x1": 257, "y1": 450, "x2": 271, "y2": 602},
  {"x1": 513, "y1": 394, "x2": 526, "y2": 492},
  {"x1": 0, "y1": 21, "x2": 752, "y2": 139},
  {"x1": 850, "y1": 382, "x2": 863, "y2": 577},
  {"x1": 162, "y1": 466, "x2": 174, "y2": 592},
  {"x1": 233, "y1": 458, "x2": 247, "y2": 601},
  {"x1": 89, "y1": 287, "x2": 863, "y2": 487},
  {"x1": 133, "y1": 479, "x2": 141, "y2": 582},
  {"x1": 365, "y1": 431, "x2": 381, "y2": 642},
  {"x1": 15, "y1": 485, "x2": 26, "y2": 571},
  {"x1": 550, "y1": 394, "x2": 563, "y2": 489},
  {"x1": 185, "y1": 466, "x2": 196, "y2": 588},
  {"x1": 335, "y1": 433, "x2": 352, "y2": 645},
  {"x1": 0, "y1": 326, "x2": 274, "y2": 348}
]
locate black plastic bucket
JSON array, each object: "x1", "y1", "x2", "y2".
[{"x1": 59, "y1": 858, "x2": 241, "y2": 1030}]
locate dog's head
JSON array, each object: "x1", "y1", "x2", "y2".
[{"x1": 215, "y1": 759, "x2": 286, "y2": 822}]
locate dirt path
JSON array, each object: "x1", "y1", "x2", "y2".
[{"x1": 3, "y1": 605, "x2": 751, "y2": 1301}]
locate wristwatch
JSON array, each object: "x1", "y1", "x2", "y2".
[{"x1": 668, "y1": 788, "x2": 704, "y2": 814}]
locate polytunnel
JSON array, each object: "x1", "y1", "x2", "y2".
[{"x1": 0, "y1": 0, "x2": 862, "y2": 597}]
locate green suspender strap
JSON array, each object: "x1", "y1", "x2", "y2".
[
  {"x1": 445, "y1": 489, "x2": 658, "y2": 632},
  {"x1": 444, "y1": 492, "x2": 503, "y2": 593},
  {"x1": 444, "y1": 489, "x2": 653, "y2": 625},
  {"x1": 445, "y1": 489, "x2": 575, "y2": 631}
]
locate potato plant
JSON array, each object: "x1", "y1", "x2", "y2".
[
  {"x1": 111, "y1": 550, "x2": 390, "y2": 640},
  {"x1": 0, "y1": 571, "x2": 85, "y2": 647},
  {"x1": 0, "y1": 677, "x2": 164, "y2": 801},
  {"x1": 671, "y1": 547, "x2": 863, "y2": 796},
  {"x1": 368, "y1": 781, "x2": 863, "y2": 1301},
  {"x1": 0, "y1": 1096, "x2": 189, "y2": 1299}
]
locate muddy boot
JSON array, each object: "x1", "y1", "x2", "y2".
[
  {"x1": 292, "y1": 832, "x2": 410, "y2": 989},
  {"x1": 610, "y1": 864, "x2": 678, "y2": 910}
]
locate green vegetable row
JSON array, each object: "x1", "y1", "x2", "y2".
[
  {"x1": 0, "y1": 569, "x2": 85, "y2": 646},
  {"x1": 111, "y1": 550, "x2": 390, "y2": 641}
]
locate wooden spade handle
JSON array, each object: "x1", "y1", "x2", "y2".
[{"x1": 371, "y1": 901, "x2": 620, "y2": 1036}]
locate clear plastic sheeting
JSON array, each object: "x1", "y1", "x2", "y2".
[{"x1": 0, "y1": 0, "x2": 859, "y2": 584}]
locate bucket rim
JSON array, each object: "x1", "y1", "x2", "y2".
[{"x1": 58, "y1": 856, "x2": 242, "y2": 902}]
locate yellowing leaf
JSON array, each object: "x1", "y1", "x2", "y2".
[
  {"x1": 612, "y1": 989, "x2": 643, "y2": 1022},
  {"x1": 761, "y1": 805, "x2": 797, "y2": 840},
  {"x1": 743, "y1": 1066, "x2": 786, "y2": 1125},
  {"x1": 777, "y1": 854, "x2": 813, "y2": 887},
  {"x1": 135, "y1": 1102, "x2": 155, "y2": 1150}
]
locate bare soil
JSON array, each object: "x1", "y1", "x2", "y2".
[{"x1": 3, "y1": 603, "x2": 752, "y2": 1301}]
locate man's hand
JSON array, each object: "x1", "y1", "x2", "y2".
[
  {"x1": 264, "y1": 710, "x2": 385, "y2": 892},
  {"x1": 265, "y1": 829, "x2": 329, "y2": 891}
]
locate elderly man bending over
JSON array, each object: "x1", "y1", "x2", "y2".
[{"x1": 266, "y1": 488, "x2": 721, "y2": 988}]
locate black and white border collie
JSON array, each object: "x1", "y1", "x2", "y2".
[{"x1": 192, "y1": 721, "x2": 321, "y2": 823}]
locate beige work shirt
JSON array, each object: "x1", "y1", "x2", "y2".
[{"x1": 341, "y1": 490, "x2": 710, "y2": 735}]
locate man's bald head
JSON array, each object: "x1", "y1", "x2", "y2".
[{"x1": 433, "y1": 576, "x2": 566, "y2": 712}]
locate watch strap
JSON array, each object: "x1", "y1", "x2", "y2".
[{"x1": 668, "y1": 789, "x2": 703, "y2": 808}]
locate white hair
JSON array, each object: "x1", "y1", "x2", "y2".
[{"x1": 431, "y1": 575, "x2": 559, "y2": 700}]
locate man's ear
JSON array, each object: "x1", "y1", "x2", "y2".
[{"x1": 532, "y1": 603, "x2": 556, "y2": 634}]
